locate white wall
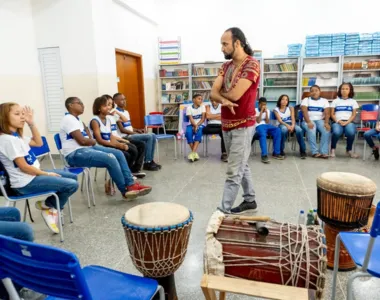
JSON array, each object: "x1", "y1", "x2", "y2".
[
  {"x1": 0, "y1": 0, "x2": 46, "y2": 137},
  {"x1": 31, "y1": 0, "x2": 98, "y2": 126},
  {"x1": 157, "y1": 0, "x2": 380, "y2": 61}
]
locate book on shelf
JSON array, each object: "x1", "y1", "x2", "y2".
[
  {"x1": 343, "y1": 59, "x2": 380, "y2": 70},
  {"x1": 264, "y1": 63, "x2": 298, "y2": 72},
  {"x1": 192, "y1": 80, "x2": 214, "y2": 89},
  {"x1": 163, "y1": 106, "x2": 180, "y2": 116},
  {"x1": 162, "y1": 92, "x2": 188, "y2": 103},
  {"x1": 192, "y1": 67, "x2": 219, "y2": 76},
  {"x1": 160, "y1": 68, "x2": 189, "y2": 77},
  {"x1": 264, "y1": 78, "x2": 297, "y2": 86},
  {"x1": 165, "y1": 120, "x2": 179, "y2": 130},
  {"x1": 162, "y1": 81, "x2": 189, "y2": 91}
]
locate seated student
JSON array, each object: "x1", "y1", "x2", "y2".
[
  {"x1": 300, "y1": 85, "x2": 330, "y2": 159},
  {"x1": 60, "y1": 97, "x2": 151, "y2": 200},
  {"x1": 0, "y1": 103, "x2": 78, "y2": 234},
  {"x1": 185, "y1": 94, "x2": 206, "y2": 162},
  {"x1": 252, "y1": 97, "x2": 283, "y2": 164},
  {"x1": 103, "y1": 94, "x2": 146, "y2": 178},
  {"x1": 113, "y1": 93, "x2": 161, "y2": 171},
  {"x1": 274, "y1": 94, "x2": 307, "y2": 159},
  {"x1": 202, "y1": 99, "x2": 227, "y2": 162},
  {"x1": 330, "y1": 82, "x2": 359, "y2": 158},
  {"x1": 364, "y1": 121, "x2": 380, "y2": 160}
]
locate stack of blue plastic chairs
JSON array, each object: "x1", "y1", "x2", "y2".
[
  {"x1": 319, "y1": 34, "x2": 332, "y2": 56},
  {"x1": 372, "y1": 32, "x2": 380, "y2": 54},
  {"x1": 359, "y1": 33, "x2": 373, "y2": 55},
  {"x1": 305, "y1": 35, "x2": 319, "y2": 57},
  {"x1": 332, "y1": 33, "x2": 346, "y2": 56},
  {"x1": 345, "y1": 33, "x2": 360, "y2": 55},
  {"x1": 287, "y1": 44, "x2": 302, "y2": 57}
]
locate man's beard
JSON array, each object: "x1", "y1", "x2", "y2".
[{"x1": 224, "y1": 45, "x2": 235, "y2": 60}]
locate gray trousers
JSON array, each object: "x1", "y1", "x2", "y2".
[{"x1": 218, "y1": 126, "x2": 256, "y2": 213}]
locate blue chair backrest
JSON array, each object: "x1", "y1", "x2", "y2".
[
  {"x1": 54, "y1": 133, "x2": 62, "y2": 151},
  {"x1": 370, "y1": 202, "x2": 380, "y2": 238},
  {"x1": 362, "y1": 104, "x2": 379, "y2": 112},
  {"x1": 144, "y1": 114, "x2": 164, "y2": 126},
  {"x1": 30, "y1": 136, "x2": 50, "y2": 157},
  {"x1": 270, "y1": 111, "x2": 276, "y2": 120},
  {"x1": 183, "y1": 110, "x2": 189, "y2": 123},
  {"x1": 298, "y1": 110, "x2": 304, "y2": 121},
  {"x1": 0, "y1": 235, "x2": 92, "y2": 299}
]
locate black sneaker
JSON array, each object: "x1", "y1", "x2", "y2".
[
  {"x1": 281, "y1": 152, "x2": 286, "y2": 157},
  {"x1": 231, "y1": 201, "x2": 258, "y2": 214},
  {"x1": 143, "y1": 162, "x2": 159, "y2": 171},
  {"x1": 132, "y1": 172, "x2": 146, "y2": 178},
  {"x1": 152, "y1": 160, "x2": 162, "y2": 169},
  {"x1": 261, "y1": 156, "x2": 270, "y2": 164},
  {"x1": 373, "y1": 148, "x2": 379, "y2": 160},
  {"x1": 273, "y1": 154, "x2": 285, "y2": 160},
  {"x1": 300, "y1": 152, "x2": 307, "y2": 159},
  {"x1": 221, "y1": 153, "x2": 228, "y2": 162}
]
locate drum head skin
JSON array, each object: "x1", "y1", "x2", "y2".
[
  {"x1": 124, "y1": 202, "x2": 190, "y2": 228},
  {"x1": 317, "y1": 172, "x2": 376, "y2": 196}
]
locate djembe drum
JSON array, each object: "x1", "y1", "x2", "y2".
[
  {"x1": 204, "y1": 211, "x2": 327, "y2": 299},
  {"x1": 317, "y1": 172, "x2": 376, "y2": 270},
  {"x1": 122, "y1": 202, "x2": 193, "y2": 300}
]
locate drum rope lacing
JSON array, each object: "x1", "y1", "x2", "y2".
[{"x1": 217, "y1": 222, "x2": 326, "y2": 296}]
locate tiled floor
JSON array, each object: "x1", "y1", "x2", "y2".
[{"x1": 2, "y1": 139, "x2": 380, "y2": 300}]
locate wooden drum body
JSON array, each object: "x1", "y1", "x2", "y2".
[
  {"x1": 122, "y1": 202, "x2": 193, "y2": 278},
  {"x1": 317, "y1": 172, "x2": 376, "y2": 229},
  {"x1": 204, "y1": 211, "x2": 327, "y2": 299}
]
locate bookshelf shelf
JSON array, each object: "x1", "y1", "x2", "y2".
[
  {"x1": 343, "y1": 69, "x2": 380, "y2": 72},
  {"x1": 192, "y1": 75, "x2": 218, "y2": 78},
  {"x1": 161, "y1": 89, "x2": 189, "y2": 92},
  {"x1": 164, "y1": 114, "x2": 179, "y2": 117},
  {"x1": 264, "y1": 85, "x2": 297, "y2": 88},
  {"x1": 160, "y1": 76, "x2": 189, "y2": 79},
  {"x1": 264, "y1": 71, "x2": 298, "y2": 74},
  {"x1": 302, "y1": 85, "x2": 338, "y2": 88}
]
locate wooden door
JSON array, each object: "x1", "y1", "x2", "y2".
[{"x1": 115, "y1": 50, "x2": 146, "y2": 129}]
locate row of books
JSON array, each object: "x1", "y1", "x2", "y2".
[
  {"x1": 159, "y1": 69, "x2": 188, "y2": 77},
  {"x1": 264, "y1": 78, "x2": 297, "y2": 86},
  {"x1": 192, "y1": 81, "x2": 214, "y2": 89},
  {"x1": 161, "y1": 93, "x2": 188, "y2": 103},
  {"x1": 162, "y1": 81, "x2": 189, "y2": 91},
  {"x1": 192, "y1": 67, "x2": 219, "y2": 76},
  {"x1": 264, "y1": 63, "x2": 298, "y2": 72},
  {"x1": 163, "y1": 106, "x2": 179, "y2": 115},
  {"x1": 355, "y1": 92, "x2": 380, "y2": 100},
  {"x1": 343, "y1": 60, "x2": 380, "y2": 70},
  {"x1": 164, "y1": 120, "x2": 179, "y2": 130},
  {"x1": 344, "y1": 76, "x2": 380, "y2": 85}
]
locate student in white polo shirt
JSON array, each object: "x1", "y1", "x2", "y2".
[
  {"x1": 300, "y1": 85, "x2": 330, "y2": 158},
  {"x1": 330, "y1": 83, "x2": 359, "y2": 158},
  {"x1": 0, "y1": 103, "x2": 78, "y2": 234},
  {"x1": 60, "y1": 97, "x2": 151, "y2": 200}
]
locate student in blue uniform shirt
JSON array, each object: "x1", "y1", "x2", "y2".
[
  {"x1": 185, "y1": 94, "x2": 206, "y2": 162},
  {"x1": 252, "y1": 97, "x2": 284, "y2": 164},
  {"x1": 274, "y1": 94, "x2": 306, "y2": 159},
  {"x1": 330, "y1": 83, "x2": 359, "y2": 158}
]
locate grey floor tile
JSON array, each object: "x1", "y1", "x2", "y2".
[{"x1": 3, "y1": 139, "x2": 380, "y2": 299}]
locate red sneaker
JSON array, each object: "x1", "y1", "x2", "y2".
[
  {"x1": 123, "y1": 184, "x2": 140, "y2": 201},
  {"x1": 134, "y1": 182, "x2": 152, "y2": 196}
]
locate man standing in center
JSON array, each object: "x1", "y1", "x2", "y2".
[{"x1": 211, "y1": 27, "x2": 259, "y2": 214}]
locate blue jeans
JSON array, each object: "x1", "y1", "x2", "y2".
[
  {"x1": 0, "y1": 207, "x2": 34, "y2": 241},
  {"x1": 128, "y1": 133, "x2": 156, "y2": 162},
  {"x1": 364, "y1": 128, "x2": 380, "y2": 148},
  {"x1": 66, "y1": 145, "x2": 134, "y2": 194},
  {"x1": 279, "y1": 124, "x2": 306, "y2": 153},
  {"x1": 15, "y1": 169, "x2": 78, "y2": 210},
  {"x1": 253, "y1": 124, "x2": 281, "y2": 156},
  {"x1": 185, "y1": 125, "x2": 204, "y2": 144},
  {"x1": 301, "y1": 120, "x2": 330, "y2": 155},
  {"x1": 331, "y1": 122, "x2": 357, "y2": 151}
]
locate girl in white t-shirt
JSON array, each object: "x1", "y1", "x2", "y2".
[
  {"x1": 330, "y1": 83, "x2": 359, "y2": 158},
  {"x1": 0, "y1": 103, "x2": 78, "y2": 234},
  {"x1": 274, "y1": 94, "x2": 306, "y2": 158}
]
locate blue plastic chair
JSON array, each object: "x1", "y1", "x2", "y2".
[
  {"x1": 0, "y1": 235, "x2": 165, "y2": 300},
  {"x1": 0, "y1": 179, "x2": 66, "y2": 242},
  {"x1": 362, "y1": 104, "x2": 379, "y2": 112},
  {"x1": 53, "y1": 134, "x2": 95, "y2": 208},
  {"x1": 144, "y1": 114, "x2": 177, "y2": 161},
  {"x1": 331, "y1": 202, "x2": 380, "y2": 300}
]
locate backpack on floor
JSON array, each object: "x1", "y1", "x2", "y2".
[{"x1": 0, "y1": 160, "x2": 16, "y2": 197}]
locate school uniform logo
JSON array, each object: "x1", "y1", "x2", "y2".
[
  {"x1": 335, "y1": 106, "x2": 353, "y2": 112},
  {"x1": 14, "y1": 150, "x2": 37, "y2": 168},
  {"x1": 308, "y1": 106, "x2": 324, "y2": 112},
  {"x1": 111, "y1": 124, "x2": 117, "y2": 131},
  {"x1": 101, "y1": 133, "x2": 111, "y2": 141},
  {"x1": 122, "y1": 121, "x2": 131, "y2": 128}
]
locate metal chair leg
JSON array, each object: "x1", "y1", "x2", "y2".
[
  {"x1": 26, "y1": 200, "x2": 34, "y2": 223},
  {"x1": 53, "y1": 195, "x2": 63, "y2": 242},
  {"x1": 94, "y1": 168, "x2": 98, "y2": 182},
  {"x1": 347, "y1": 272, "x2": 370, "y2": 300},
  {"x1": 2, "y1": 278, "x2": 21, "y2": 300},
  {"x1": 80, "y1": 174, "x2": 84, "y2": 192},
  {"x1": 173, "y1": 136, "x2": 177, "y2": 159},
  {"x1": 68, "y1": 198, "x2": 73, "y2": 223},
  {"x1": 331, "y1": 234, "x2": 341, "y2": 300},
  {"x1": 87, "y1": 169, "x2": 96, "y2": 206},
  {"x1": 156, "y1": 140, "x2": 160, "y2": 162},
  {"x1": 23, "y1": 201, "x2": 28, "y2": 222},
  {"x1": 84, "y1": 170, "x2": 91, "y2": 208}
]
